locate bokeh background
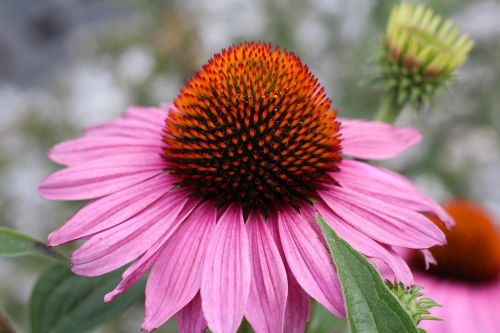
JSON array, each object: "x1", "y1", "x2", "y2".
[{"x1": 1, "y1": 0, "x2": 499, "y2": 332}]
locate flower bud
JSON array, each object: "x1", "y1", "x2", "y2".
[
  {"x1": 378, "y1": 2, "x2": 474, "y2": 108},
  {"x1": 386, "y1": 281, "x2": 441, "y2": 332}
]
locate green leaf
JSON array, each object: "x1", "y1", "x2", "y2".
[
  {"x1": 317, "y1": 215, "x2": 419, "y2": 333},
  {"x1": 307, "y1": 300, "x2": 345, "y2": 333},
  {"x1": 30, "y1": 263, "x2": 145, "y2": 333},
  {"x1": 0, "y1": 227, "x2": 64, "y2": 260}
]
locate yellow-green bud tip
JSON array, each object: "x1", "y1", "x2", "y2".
[
  {"x1": 376, "y1": 2, "x2": 474, "y2": 108},
  {"x1": 386, "y1": 2, "x2": 473, "y2": 76}
]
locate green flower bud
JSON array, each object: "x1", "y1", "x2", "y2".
[
  {"x1": 378, "y1": 2, "x2": 474, "y2": 108},
  {"x1": 386, "y1": 281, "x2": 441, "y2": 333}
]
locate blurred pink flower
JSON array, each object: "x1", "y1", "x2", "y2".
[
  {"x1": 412, "y1": 200, "x2": 500, "y2": 333},
  {"x1": 39, "y1": 43, "x2": 450, "y2": 333}
]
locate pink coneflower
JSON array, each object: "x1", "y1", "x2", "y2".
[
  {"x1": 411, "y1": 200, "x2": 500, "y2": 333},
  {"x1": 39, "y1": 43, "x2": 451, "y2": 333}
]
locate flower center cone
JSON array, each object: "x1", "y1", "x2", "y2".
[
  {"x1": 412, "y1": 200, "x2": 500, "y2": 283},
  {"x1": 163, "y1": 43, "x2": 342, "y2": 214}
]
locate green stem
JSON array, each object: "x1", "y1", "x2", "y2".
[
  {"x1": 33, "y1": 241, "x2": 67, "y2": 262},
  {"x1": 374, "y1": 94, "x2": 403, "y2": 124}
]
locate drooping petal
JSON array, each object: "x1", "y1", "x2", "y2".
[
  {"x1": 267, "y1": 214, "x2": 311, "y2": 333},
  {"x1": 303, "y1": 206, "x2": 411, "y2": 284},
  {"x1": 49, "y1": 136, "x2": 163, "y2": 166},
  {"x1": 318, "y1": 184, "x2": 445, "y2": 249},
  {"x1": 48, "y1": 174, "x2": 175, "y2": 246},
  {"x1": 420, "y1": 249, "x2": 437, "y2": 269},
  {"x1": 201, "y1": 204, "x2": 251, "y2": 333},
  {"x1": 142, "y1": 202, "x2": 216, "y2": 331},
  {"x1": 340, "y1": 119, "x2": 422, "y2": 160},
  {"x1": 177, "y1": 293, "x2": 208, "y2": 333},
  {"x1": 103, "y1": 197, "x2": 201, "y2": 302},
  {"x1": 316, "y1": 201, "x2": 413, "y2": 285},
  {"x1": 334, "y1": 160, "x2": 453, "y2": 227},
  {"x1": 245, "y1": 212, "x2": 287, "y2": 333},
  {"x1": 39, "y1": 153, "x2": 165, "y2": 200},
  {"x1": 278, "y1": 209, "x2": 345, "y2": 318},
  {"x1": 283, "y1": 267, "x2": 311, "y2": 333},
  {"x1": 105, "y1": 249, "x2": 159, "y2": 303},
  {"x1": 71, "y1": 189, "x2": 195, "y2": 276}
]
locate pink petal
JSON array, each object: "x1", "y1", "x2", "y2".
[
  {"x1": 416, "y1": 275, "x2": 500, "y2": 333},
  {"x1": 201, "y1": 204, "x2": 251, "y2": 333},
  {"x1": 85, "y1": 106, "x2": 166, "y2": 138},
  {"x1": 85, "y1": 120, "x2": 163, "y2": 139},
  {"x1": 245, "y1": 212, "x2": 287, "y2": 333},
  {"x1": 267, "y1": 215, "x2": 311, "y2": 333},
  {"x1": 436, "y1": 281, "x2": 474, "y2": 333},
  {"x1": 39, "y1": 153, "x2": 165, "y2": 200},
  {"x1": 142, "y1": 202, "x2": 216, "y2": 331},
  {"x1": 48, "y1": 174, "x2": 175, "y2": 246},
  {"x1": 49, "y1": 136, "x2": 163, "y2": 166},
  {"x1": 340, "y1": 119, "x2": 422, "y2": 160},
  {"x1": 283, "y1": 266, "x2": 311, "y2": 333},
  {"x1": 334, "y1": 160, "x2": 453, "y2": 227},
  {"x1": 318, "y1": 184, "x2": 445, "y2": 249},
  {"x1": 71, "y1": 189, "x2": 194, "y2": 276},
  {"x1": 475, "y1": 284, "x2": 500, "y2": 332},
  {"x1": 105, "y1": 250, "x2": 159, "y2": 303},
  {"x1": 104, "y1": 198, "x2": 200, "y2": 303},
  {"x1": 177, "y1": 293, "x2": 208, "y2": 333},
  {"x1": 466, "y1": 289, "x2": 493, "y2": 333},
  {"x1": 104, "y1": 197, "x2": 201, "y2": 302},
  {"x1": 125, "y1": 105, "x2": 169, "y2": 124},
  {"x1": 443, "y1": 284, "x2": 476, "y2": 333},
  {"x1": 316, "y1": 201, "x2": 413, "y2": 285},
  {"x1": 278, "y1": 209, "x2": 345, "y2": 318},
  {"x1": 420, "y1": 249, "x2": 437, "y2": 269}
]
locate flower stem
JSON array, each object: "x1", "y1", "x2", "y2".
[
  {"x1": 33, "y1": 241, "x2": 67, "y2": 262},
  {"x1": 374, "y1": 94, "x2": 403, "y2": 124}
]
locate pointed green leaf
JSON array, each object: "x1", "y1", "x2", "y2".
[
  {"x1": 30, "y1": 263, "x2": 145, "y2": 333},
  {"x1": 317, "y1": 215, "x2": 419, "y2": 333},
  {"x1": 0, "y1": 227, "x2": 64, "y2": 260}
]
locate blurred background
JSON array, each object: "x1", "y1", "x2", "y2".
[{"x1": 1, "y1": 0, "x2": 499, "y2": 332}]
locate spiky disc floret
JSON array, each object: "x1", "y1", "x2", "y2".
[
  {"x1": 378, "y1": 2, "x2": 474, "y2": 108},
  {"x1": 163, "y1": 43, "x2": 342, "y2": 213}
]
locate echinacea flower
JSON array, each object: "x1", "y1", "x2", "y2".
[
  {"x1": 410, "y1": 200, "x2": 500, "y2": 333},
  {"x1": 378, "y1": 2, "x2": 474, "y2": 107},
  {"x1": 39, "y1": 43, "x2": 452, "y2": 333}
]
